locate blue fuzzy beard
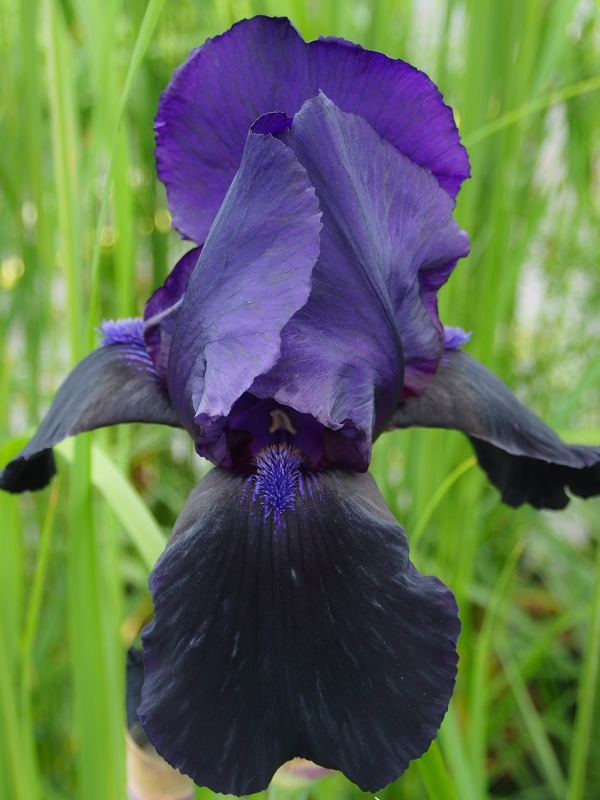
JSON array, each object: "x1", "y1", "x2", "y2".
[
  {"x1": 253, "y1": 444, "x2": 305, "y2": 524},
  {"x1": 98, "y1": 318, "x2": 145, "y2": 348}
]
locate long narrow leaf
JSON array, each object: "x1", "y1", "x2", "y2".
[
  {"x1": 496, "y1": 636, "x2": 566, "y2": 800},
  {"x1": 567, "y1": 533, "x2": 600, "y2": 800},
  {"x1": 87, "y1": 0, "x2": 166, "y2": 346},
  {"x1": 57, "y1": 440, "x2": 167, "y2": 570},
  {"x1": 417, "y1": 740, "x2": 460, "y2": 800}
]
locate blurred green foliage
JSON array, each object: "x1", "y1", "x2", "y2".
[{"x1": 1, "y1": 0, "x2": 600, "y2": 798}]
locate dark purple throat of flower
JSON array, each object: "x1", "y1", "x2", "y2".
[
  {"x1": 225, "y1": 395, "x2": 325, "y2": 468},
  {"x1": 229, "y1": 401, "x2": 324, "y2": 523}
]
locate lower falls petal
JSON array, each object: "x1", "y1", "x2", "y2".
[
  {"x1": 139, "y1": 461, "x2": 460, "y2": 794},
  {"x1": 126, "y1": 649, "x2": 194, "y2": 800}
]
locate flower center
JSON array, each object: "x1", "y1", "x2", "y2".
[
  {"x1": 227, "y1": 394, "x2": 325, "y2": 470},
  {"x1": 268, "y1": 409, "x2": 297, "y2": 436},
  {"x1": 253, "y1": 444, "x2": 305, "y2": 524}
]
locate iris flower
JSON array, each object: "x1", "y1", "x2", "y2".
[{"x1": 3, "y1": 16, "x2": 600, "y2": 795}]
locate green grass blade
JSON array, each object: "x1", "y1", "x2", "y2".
[
  {"x1": 0, "y1": 621, "x2": 32, "y2": 800},
  {"x1": 43, "y1": 0, "x2": 83, "y2": 363},
  {"x1": 87, "y1": 0, "x2": 166, "y2": 347},
  {"x1": 437, "y1": 703, "x2": 478, "y2": 800},
  {"x1": 57, "y1": 440, "x2": 167, "y2": 570},
  {"x1": 0, "y1": 436, "x2": 31, "y2": 468},
  {"x1": 411, "y1": 455, "x2": 477, "y2": 551},
  {"x1": 20, "y1": 479, "x2": 61, "y2": 708},
  {"x1": 0, "y1": 493, "x2": 38, "y2": 800},
  {"x1": 496, "y1": 637, "x2": 566, "y2": 800},
  {"x1": 68, "y1": 435, "x2": 109, "y2": 800},
  {"x1": 464, "y1": 75, "x2": 600, "y2": 148},
  {"x1": 468, "y1": 541, "x2": 524, "y2": 797},
  {"x1": 567, "y1": 532, "x2": 600, "y2": 800},
  {"x1": 417, "y1": 740, "x2": 459, "y2": 800}
]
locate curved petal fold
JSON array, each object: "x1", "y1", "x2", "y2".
[
  {"x1": 390, "y1": 349, "x2": 600, "y2": 509},
  {"x1": 139, "y1": 466, "x2": 460, "y2": 794},
  {"x1": 0, "y1": 339, "x2": 180, "y2": 493},
  {"x1": 166, "y1": 129, "x2": 321, "y2": 451},
  {"x1": 127, "y1": 647, "x2": 145, "y2": 732},
  {"x1": 252, "y1": 94, "x2": 468, "y2": 467},
  {"x1": 144, "y1": 247, "x2": 202, "y2": 382},
  {"x1": 155, "y1": 16, "x2": 469, "y2": 243}
]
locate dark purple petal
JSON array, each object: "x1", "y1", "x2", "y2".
[
  {"x1": 140, "y1": 466, "x2": 460, "y2": 794},
  {"x1": 143, "y1": 247, "x2": 202, "y2": 382},
  {"x1": 390, "y1": 349, "x2": 600, "y2": 509},
  {"x1": 250, "y1": 94, "x2": 468, "y2": 467},
  {"x1": 251, "y1": 111, "x2": 293, "y2": 136},
  {"x1": 126, "y1": 648, "x2": 145, "y2": 731},
  {"x1": 0, "y1": 342, "x2": 180, "y2": 493},
  {"x1": 166, "y1": 129, "x2": 321, "y2": 455},
  {"x1": 155, "y1": 16, "x2": 469, "y2": 244}
]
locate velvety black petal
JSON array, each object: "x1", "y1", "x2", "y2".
[
  {"x1": 126, "y1": 647, "x2": 145, "y2": 730},
  {"x1": 0, "y1": 344, "x2": 180, "y2": 493},
  {"x1": 140, "y1": 467, "x2": 459, "y2": 794},
  {"x1": 389, "y1": 349, "x2": 600, "y2": 509}
]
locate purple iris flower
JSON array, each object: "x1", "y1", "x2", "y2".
[{"x1": 3, "y1": 15, "x2": 600, "y2": 794}]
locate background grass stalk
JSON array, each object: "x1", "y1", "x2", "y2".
[
  {"x1": 20, "y1": 479, "x2": 60, "y2": 716},
  {"x1": 566, "y1": 532, "x2": 600, "y2": 800},
  {"x1": 0, "y1": 618, "x2": 35, "y2": 800},
  {"x1": 86, "y1": 0, "x2": 166, "y2": 348},
  {"x1": 410, "y1": 455, "x2": 477, "y2": 552},
  {"x1": 467, "y1": 542, "x2": 524, "y2": 797},
  {"x1": 464, "y1": 74, "x2": 600, "y2": 148},
  {"x1": 496, "y1": 636, "x2": 566, "y2": 799}
]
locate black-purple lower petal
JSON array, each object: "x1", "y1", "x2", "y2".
[
  {"x1": 139, "y1": 465, "x2": 459, "y2": 794},
  {"x1": 390, "y1": 349, "x2": 600, "y2": 509},
  {"x1": 0, "y1": 343, "x2": 180, "y2": 493},
  {"x1": 127, "y1": 648, "x2": 145, "y2": 731}
]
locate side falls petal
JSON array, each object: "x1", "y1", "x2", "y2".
[
  {"x1": 0, "y1": 343, "x2": 180, "y2": 493},
  {"x1": 390, "y1": 348, "x2": 600, "y2": 509}
]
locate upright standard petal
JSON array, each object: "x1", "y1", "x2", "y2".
[
  {"x1": 144, "y1": 246, "x2": 202, "y2": 382},
  {"x1": 390, "y1": 348, "x2": 600, "y2": 509},
  {"x1": 251, "y1": 95, "x2": 468, "y2": 468},
  {"x1": 155, "y1": 16, "x2": 469, "y2": 243},
  {"x1": 166, "y1": 129, "x2": 321, "y2": 461},
  {"x1": 0, "y1": 321, "x2": 180, "y2": 493},
  {"x1": 139, "y1": 464, "x2": 460, "y2": 794}
]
